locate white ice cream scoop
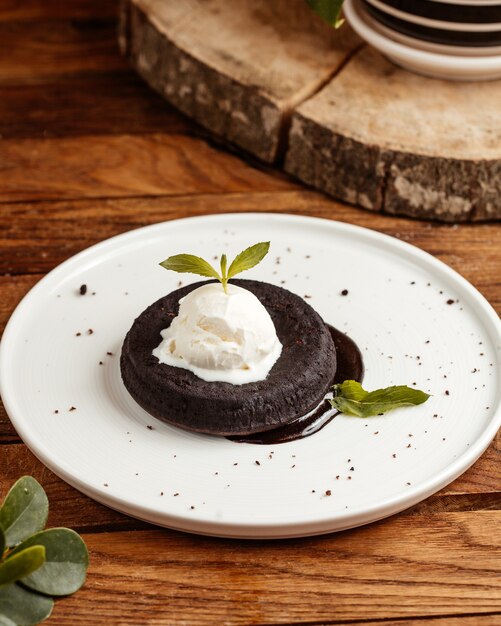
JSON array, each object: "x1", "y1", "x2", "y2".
[{"x1": 153, "y1": 282, "x2": 282, "y2": 384}]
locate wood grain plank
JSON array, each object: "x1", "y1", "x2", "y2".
[
  {"x1": 337, "y1": 617, "x2": 501, "y2": 626},
  {"x1": 41, "y1": 513, "x2": 501, "y2": 624},
  {"x1": 0, "y1": 73, "x2": 193, "y2": 139},
  {"x1": 0, "y1": 441, "x2": 498, "y2": 531},
  {"x1": 0, "y1": 0, "x2": 117, "y2": 22},
  {"x1": 0, "y1": 410, "x2": 19, "y2": 443},
  {"x1": 0, "y1": 135, "x2": 296, "y2": 203},
  {"x1": 0, "y1": 18, "x2": 126, "y2": 83},
  {"x1": 0, "y1": 193, "x2": 499, "y2": 313}
]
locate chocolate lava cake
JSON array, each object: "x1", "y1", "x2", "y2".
[{"x1": 120, "y1": 279, "x2": 336, "y2": 436}]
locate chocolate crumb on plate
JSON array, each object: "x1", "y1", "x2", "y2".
[
  {"x1": 79, "y1": 284, "x2": 87, "y2": 295},
  {"x1": 325, "y1": 490, "x2": 331, "y2": 496},
  {"x1": 341, "y1": 289, "x2": 349, "y2": 296}
]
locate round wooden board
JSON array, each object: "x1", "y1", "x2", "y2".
[{"x1": 119, "y1": 0, "x2": 501, "y2": 222}]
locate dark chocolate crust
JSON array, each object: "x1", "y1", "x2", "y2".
[{"x1": 120, "y1": 279, "x2": 336, "y2": 435}]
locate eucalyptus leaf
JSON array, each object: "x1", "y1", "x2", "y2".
[
  {"x1": 0, "y1": 614, "x2": 17, "y2": 626},
  {"x1": 0, "y1": 478, "x2": 48, "y2": 548},
  {"x1": 330, "y1": 381, "x2": 430, "y2": 417},
  {"x1": 0, "y1": 583, "x2": 53, "y2": 626},
  {"x1": 0, "y1": 527, "x2": 5, "y2": 558},
  {"x1": 227, "y1": 242, "x2": 270, "y2": 279},
  {"x1": 0, "y1": 547, "x2": 45, "y2": 589},
  {"x1": 305, "y1": 0, "x2": 345, "y2": 28},
  {"x1": 11, "y1": 529, "x2": 88, "y2": 596},
  {"x1": 159, "y1": 254, "x2": 220, "y2": 280}
]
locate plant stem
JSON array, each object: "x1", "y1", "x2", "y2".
[{"x1": 220, "y1": 254, "x2": 228, "y2": 294}]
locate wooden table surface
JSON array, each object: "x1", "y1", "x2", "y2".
[{"x1": 1, "y1": 2, "x2": 500, "y2": 625}]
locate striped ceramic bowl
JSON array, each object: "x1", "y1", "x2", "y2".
[{"x1": 344, "y1": 0, "x2": 501, "y2": 79}]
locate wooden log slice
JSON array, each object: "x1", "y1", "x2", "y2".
[
  {"x1": 119, "y1": 0, "x2": 361, "y2": 163},
  {"x1": 120, "y1": 1, "x2": 501, "y2": 221},
  {"x1": 285, "y1": 47, "x2": 501, "y2": 222}
]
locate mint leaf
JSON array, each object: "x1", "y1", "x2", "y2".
[
  {"x1": 220, "y1": 254, "x2": 228, "y2": 292},
  {"x1": 0, "y1": 546, "x2": 45, "y2": 588},
  {"x1": 330, "y1": 381, "x2": 430, "y2": 417},
  {"x1": 159, "y1": 242, "x2": 270, "y2": 293},
  {"x1": 227, "y1": 242, "x2": 270, "y2": 279},
  {"x1": 159, "y1": 254, "x2": 221, "y2": 280},
  {"x1": 305, "y1": 0, "x2": 345, "y2": 28},
  {"x1": 333, "y1": 379, "x2": 366, "y2": 401}
]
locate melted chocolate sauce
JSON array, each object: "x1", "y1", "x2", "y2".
[{"x1": 228, "y1": 325, "x2": 364, "y2": 445}]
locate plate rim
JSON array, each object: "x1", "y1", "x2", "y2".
[{"x1": 1, "y1": 213, "x2": 500, "y2": 538}]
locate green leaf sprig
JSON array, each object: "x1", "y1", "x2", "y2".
[
  {"x1": 0, "y1": 477, "x2": 89, "y2": 626},
  {"x1": 159, "y1": 242, "x2": 270, "y2": 293},
  {"x1": 330, "y1": 381, "x2": 430, "y2": 417},
  {"x1": 305, "y1": 0, "x2": 345, "y2": 29}
]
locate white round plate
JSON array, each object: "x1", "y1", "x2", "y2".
[
  {"x1": 345, "y1": 0, "x2": 501, "y2": 80},
  {"x1": 1, "y1": 214, "x2": 500, "y2": 539}
]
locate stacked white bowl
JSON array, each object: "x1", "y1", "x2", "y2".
[{"x1": 344, "y1": 0, "x2": 501, "y2": 80}]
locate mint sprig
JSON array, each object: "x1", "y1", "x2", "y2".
[
  {"x1": 330, "y1": 380, "x2": 430, "y2": 417},
  {"x1": 0, "y1": 477, "x2": 88, "y2": 626},
  {"x1": 160, "y1": 242, "x2": 270, "y2": 293},
  {"x1": 305, "y1": 0, "x2": 345, "y2": 29}
]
